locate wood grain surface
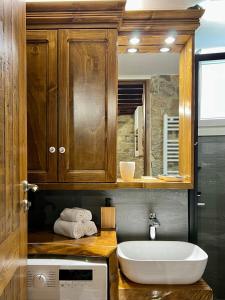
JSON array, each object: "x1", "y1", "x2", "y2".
[
  {"x1": 58, "y1": 29, "x2": 117, "y2": 183},
  {"x1": 109, "y1": 249, "x2": 119, "y2": 300},
  {"x1": 28, "y1": 230, "x2": 117, "y2": 257},
  {"x1": 27, "y1": 30, "x2": 58, "y2": 183},
  {"x1": 32, "y1": 178, "x2": 192, "y2": 190},
  {"x1": 120, "y1": 10, "x2": 204, "y2": 35},
  {"x1": 0, "y1": 0, "x2": 27, "y2": 298},
  {"x1": 179, "y1": 36, "x2": 195, "y2": 186},
  {"x1": 119, "y1": 271, "x2": 213, "y2": 300},
  {"x1": 26, "y1": 0, "x2": 126, "y2": 28},
  {"x1": 101, "y1": 207, "x2": 116, "y2": 229}
]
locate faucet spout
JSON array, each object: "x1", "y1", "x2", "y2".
[
  {"x1": 149, "y1": 212, "x2": 160, "y2": 240},
  {"x1": 150, "y1": 226, "x2": 156, "y2": 240}
]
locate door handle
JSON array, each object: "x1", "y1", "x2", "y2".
[
  {"x1": 22, "y1": 180, "x2": 39, "y2": 192},
  {"x1": 196, "y1": 192, "x2": 205, "y2": 206},
  {"x1": 197, "y1": 202, "x2": 206, "y2": 207},
  {"x1": 22, "y1": 199, "x2": 32, "y2": 212}
]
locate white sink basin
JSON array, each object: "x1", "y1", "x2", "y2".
[{"x1": 117, "y1": 241, "x2": 208, "y2": 284}]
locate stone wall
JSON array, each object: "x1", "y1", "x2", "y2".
[
  {"x1": 117, "y1": 75, "x2": 179, "y2": 177},
  {"x1": 150, "y1": 75, "x2": 179, "y2": 176},
  {"x1": 117, "y1": 114, "x2": 144, "y2": 178}
]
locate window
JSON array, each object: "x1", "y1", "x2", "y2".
[{"x1": 199, "y1": 58, "x2": 225, "y2": 125}]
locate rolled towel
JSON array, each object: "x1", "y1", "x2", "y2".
[
  {"x1": 83, "y1": 221, "x2": 98, "y2": 236},
  {"x1": 60, "y1": 207, "x2": 92, "y2": 222},
  {"x1": 54, "y1": 218, "x2": 84, "y2": 239}
]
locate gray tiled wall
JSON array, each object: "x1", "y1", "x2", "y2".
[{"x1": 29, "y1": 189, "x2": 188, "y2": 242}]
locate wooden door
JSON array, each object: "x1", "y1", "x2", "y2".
[
  {"x1": 59, "y1": 29, "x2": 117, "y2": 182},
  {"x1": 27, "y1": 30, "x2": 57, "y2": 182},
  {"x1": 0, "y1": 0, "x2": 27, "y2": 299}
]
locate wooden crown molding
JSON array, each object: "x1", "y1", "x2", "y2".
[
  {"x1": 117, "y1": 9, "x2": 204, "y2": 53},
  {"x1": 26, "y1": 0, "x2": 126, "y2": 28},
  {"x1": 26, "y1": 2, "x2": 204, "y2": 53},
  {"x1": 119, "y1": 9, "x2": 205, "y2": 35},
  {"x1": 26, "y1": 2, "x2": 204, "y2": 33}
]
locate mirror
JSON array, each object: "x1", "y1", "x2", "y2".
[{"x1": 117, "y1": 52, "x2": 180, "y2": 178}]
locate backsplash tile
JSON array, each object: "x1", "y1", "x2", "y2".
[{"x1": 28, "y1": 189, "x2": 188, "y2": 242}]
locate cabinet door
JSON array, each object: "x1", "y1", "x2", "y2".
[
  {"x1": 27, "y1": 30, "x2": 57, "y2": 182},
  {"x1": 58, "y1": 29, "x2": 117, "y2": 182}
]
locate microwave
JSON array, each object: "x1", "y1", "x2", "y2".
[{"x1": 27, "y1": 257, "x2": 107, "y2": 300}]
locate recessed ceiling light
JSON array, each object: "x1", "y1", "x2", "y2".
[
  {"x1": 127, "y1": 48, "x2": 138, "y2": 53},
  {"x1": 165, "y1": 36, "x2": 175, "y2": 45},
  {"x1": 129, "y1": 37, "x2": 140, "y2": 45},
  {"x1": 160, "y1": 47, "x2": 170, "y2": 53}
]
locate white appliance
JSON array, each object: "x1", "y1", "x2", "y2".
[{"x1": 27, "y1": 257, "x2": 107, "y2": 300}]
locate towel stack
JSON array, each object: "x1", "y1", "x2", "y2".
[{"x1": 54, "y1": 208, "x2": 97, "y2": 239}]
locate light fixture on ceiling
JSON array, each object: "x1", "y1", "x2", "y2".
[
  {"x1": 129, "y1": 37, "x2": 140, "y2": 45},
  {"x1": 127, "y1": 48, "x2": 138, "y2": 53},
  {"x1": 160, "y1": 47, "x2": 170, "y2": 53},
  {"x1": 165, "y1": 36, "x2": 176, "y2": 45}
]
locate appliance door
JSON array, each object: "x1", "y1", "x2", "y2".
[{"x1": 28, "y1": 259, "x2": 107, "y2": 300}]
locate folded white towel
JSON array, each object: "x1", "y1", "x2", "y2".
[
  {"x1": 83, "y1": 221, "x2": 98, "y2": 236},
  {"x1": 60, "y1": 207, "x2": 92, "y2": 222},
  {"x1": 54, "y1": 218, "x2": 84, "y2": 239}
]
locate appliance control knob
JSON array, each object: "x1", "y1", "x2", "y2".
[{"x1": 33, "y1": 274, "x2": 47, "y2": 288}]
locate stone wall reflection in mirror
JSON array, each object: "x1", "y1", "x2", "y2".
[{"x1": 117, "y1": 52, "x2": 180, "y2": 178}]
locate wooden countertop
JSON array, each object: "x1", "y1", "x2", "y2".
[
  {"x1": 28, "y1": 230, "x2": 117, "y2": 258},
  {"x1": 119, "y1": 271, "x2": 213, "y2": 300}
]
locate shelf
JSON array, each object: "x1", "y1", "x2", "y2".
[
  {"x1": 117, "y1": 178, "x2": 192, "y2": 189},
  {"x1": 36, "y1": 178, "x2": 193, "y2": 190},
  {"x1": 28, "y1": 230, "x2": 117, "y2": 258}
]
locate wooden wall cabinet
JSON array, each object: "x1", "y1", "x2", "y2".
[
  {"x1": 26, "y1": 2, "x2": 204, "y2": 189},
  {"x1": 27, "y1": 30, "x2": 58, "y2": 182},
  {"x1": 27, "y1": 29, "x2": 117, "y2": 183}
]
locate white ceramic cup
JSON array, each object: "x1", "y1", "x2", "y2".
[{"x1": 120, "y1": 161, "x2": 135, "y2": 181}]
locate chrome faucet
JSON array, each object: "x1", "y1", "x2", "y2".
[{"x1": 149, "y1": 212, "x2": 160, "y2": 240}]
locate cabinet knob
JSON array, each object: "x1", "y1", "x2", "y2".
[
  {"x1": 49, "y1": 146, "x2": 56, "y2": 153},
  {"x1": 59, "y1": 147, "x2": 66, "y2": 154}
]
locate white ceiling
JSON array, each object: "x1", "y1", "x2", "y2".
[
  {"x1": 125, "y1": 0, "x2": 201, "y2": 10},
  {"x1": 196, "y1": 0, "x2": 225, "y2": 50}
]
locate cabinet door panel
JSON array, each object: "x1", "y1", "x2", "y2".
[
  {"x1": 27, "y1": 30, "x2": 57, "y2": 182},
  {"x1": 59, "y1": 29, "x2": 117, "y2": 182}
]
